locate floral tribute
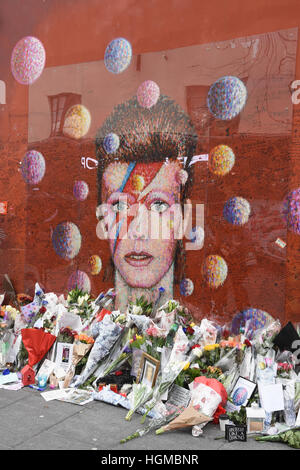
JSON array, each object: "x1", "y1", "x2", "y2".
[{"x1": 0, "y1": 282, "x2": 300, "y2": 449}]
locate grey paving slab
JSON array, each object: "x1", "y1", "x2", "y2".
[
  {"x1": 0, "y1": 443, "x2": 14, "y2": 450},
  {"x1": 14, "y1": 430, "x2": 93, "y2": 450},
  {"x1": 0, "y1": 388, "x2": 297, "y2": 450},
  {"x1": 0, "y1": 389, "x2": 26, "y2": 409},
  {"x1": 0, "y1": 389, "x2": 83, "y2": 447}
]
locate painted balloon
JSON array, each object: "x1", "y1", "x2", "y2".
[
  {"x1": 202, "y1": 255, "x2": 228, "y2": 288},
  {"x1": 223, "y1": 197, "x2": 251, "y2": 225},
  {"x1": 231, "y1": 308, "x2": 273, "y2": 338},
  {"x1": 63, "y1": 104, "x2": 91, "y2": 139},
  {"x1": 209, "y1": 145, "x2": 235, "y2": 176},
  {"x1": 137, "y1": 80, "x2": 160, "y2": 109},
  {"x1": 11, "y1": 36, "x2": 46, "y2": 85},
  {"x1": 73, "y1": 180, "x2": 89, "y2": 201},
  {"x1": 232, "y1": 387, "x2": 248, "y2": 406},
  {"x1": 89, "y1": 255, "x2": 102, "y2": 275},
  {"x1": 282, "y1": 188, "x2": 300, "y2": 235},
  {"x1": 180, "y1": 278, "x2": 194, "y2": 296},
  {"x1": 104, "y1": 38, "x2": 132, "y2": 74},
  {"x1": 52, "y1": 222, "x2": 81, "y2": 260},
  {"x1": 68, "y1": 270, "x2": 91, "y2": 293},
  {"x1": 207, "y1": 76, "x2": 247, "y2": 120},
  {"x1": 103, "y1": 133, "x2": 120, "y2": 154},
  {"x1": 21, "y1": 150, "x2": 46, "y2": 184}
]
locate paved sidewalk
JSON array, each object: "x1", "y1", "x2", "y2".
[{"x1": 0, "y1": 387, "x2": 295, "y2": 451}]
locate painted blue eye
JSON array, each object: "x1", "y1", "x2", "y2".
[
  {"x1": 150, "y1": 201, "x2": 169, "y2": 213},
  {"x1": 112, "y1": 201, "x2": 128, "y2": 212}
]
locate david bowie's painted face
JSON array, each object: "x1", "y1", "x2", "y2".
[{"x1": 99, "y1": 161, "x2": 184, "y2": 288}]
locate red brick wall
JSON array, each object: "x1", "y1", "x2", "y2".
[{"x1": 1, "y1": 0, "x2": 299, "y2": 323}]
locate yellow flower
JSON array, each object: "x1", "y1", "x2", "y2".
[
  {"x1": 204, "y1": 343, "x2": 220, "y2": 351},
  {"x1": 190, "y1": 322, "x2": 195, "y2": 327},
  {"x1": 183, "y1": 362, "x2": 190, "y2": 371},
  {"x1": 136, "y1": 335, "x2": 143, "y2": 340}
]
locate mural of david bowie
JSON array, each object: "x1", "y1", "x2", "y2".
[{"x1": 95, "y1": 94, "x2": 198, "y2": 314}]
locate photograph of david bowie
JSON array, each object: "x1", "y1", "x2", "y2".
[{"x1": 95, "y1": 94, "x2": 198, "y2": 314}]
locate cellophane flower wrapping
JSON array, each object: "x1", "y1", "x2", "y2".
[
  {"x1": 140, "y1": 330, "x2": 189, "y2": 422},
  {"x1": 121, "y1": 402, "x2": 185, "y2": 443},
  {"x1": 197, "y1": 319, "x2": 218, "y2": 348},
  {"x1": 276, "y1": 377, "x2": 296, "y2": 427},
  {"x1": 252, "y1": 319, "x2": 281, "y2": 355},
  {"x1": 188, "y1": 381, "x2": 223, "y2": 417},
  {"x1": 239, "y1": 346, "x2": 255, "y2": 381},
  {"x1": 294, "y1": 381, "x2": 300, "y2": 413},
  {"x1": 63, "y1": 341, "x2": 93, "y2": 388},
  {"x1": 188, "y1": 381, "x2": 223, "y2": 436},
  {"x1": 72, "y1": 314, "x2": 123, "y2": 387},
  {"x1": 214, "y1": 345, "x2": 238, "y2": 372},
  {"x1": 21, "y1": 328, "x2": 57, "y2": 369},
  {"x1": 92, "y1": 325, "x2": 134, "y2": 386},
  {"x1": 156, "y1": 403, "x2": 212, "y2": 435},
  {"x1": 219, "y1": 364, "x2": 240, "y2": 395},
  {"x1": 125, "y1": 383, "x2": 154, "y2": 421},
  {"x1": 154, "y1": 300, "x2": 179, "y2": 333}
]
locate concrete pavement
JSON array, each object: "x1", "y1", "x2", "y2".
[{"x1": 0, "y1": 387, "x2": 296, "y2": 451}]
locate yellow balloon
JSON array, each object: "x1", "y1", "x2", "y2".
[
  {"x1": 89, "y1": 255, "x2": 102, "y2": 275},
  {"x1": 63, "y1": 104, "x2": 91, "y2": 139}
]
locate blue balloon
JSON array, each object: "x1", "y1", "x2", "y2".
[
  {"x1": 207, "y1": 76, "x2": 247, "y2": 120},
  {"x1": 104, "y1": 38, "x2": 132, "y2": 74},
  {"x1": 103, "y1": 133, "x2": 120, "y2": 154}
]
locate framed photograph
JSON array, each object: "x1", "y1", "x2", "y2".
[
  {"x1": 55, "y1": 342, "x2": 74, "y2": 372},
  {"x1": 136, "y1": 352, "x2": 160, "y2": 389},
  {"x1": 226, "y1": 376, "x2": 257, "y2": 413}
]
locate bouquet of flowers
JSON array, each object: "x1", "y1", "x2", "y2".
[
  {"x1": 56, "y1": 327, "x2": 78, "y2": 344},
  {"x1": 155, "y1": 403, "x2": 212, "y2": 435},
  {"x1": 255, "y1": 427, "x2": 300, "y2": 449},
  {"x1": 20, "y1": 328, "x2": 56, "y2": 383},
  {"x1": 95, "y1": 332, "x2": 133, "y2": 382},
  {"x1": 277, "y1": 362, "x2": 294, "y2": 379},
  {"x1": 121, "y1": 403, "x2": 185, "y2": 443},
  {"x1": 127, "y1": 296, "x2": 153, "y2": 317},
  {"x1": 252, "y1": 319, "x2": 281, "y2": 355},
  {"x1": 140, "y1": 329, "x2": 190, "y2": 423},
  {"x1": 73, "y1": 314, "x2": 123, "y2": 387},
  {"x1": 125, "y1": 383, "x2": 154, "y2": 421},
  {"x1": 67, "y1": 288, "x2": 95, "y2": 322},
  {"x1": 63, "y1": 334, "x2": 94, "y2": 388},
  {"x1": 188, "y1": 376, "x2": 227, "y2": 435}
]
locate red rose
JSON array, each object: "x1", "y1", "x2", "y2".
[
  {"x1": 213, "y1": 404, "x2": 227, "y2": 424},
  {"x1": 191, "y1": 344, "x2": 201, "y2": 350},
  {"x1": 39, "y1": 306, "x2": 46, "y2": 314},
  {"x1": 115, "y1": 371, "x2": 123, "y2": 376},
  {"x1": 222, "y1": 329, "x2": 230, "y2": 339},
  {"x1": 244, "y1": 339, "x2": 252, "y2": 347}
]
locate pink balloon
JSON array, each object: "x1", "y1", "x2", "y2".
[
  {"x1": 137, "y1": 80, "x2": 160, "y2": 109},
  {"x1": 11, "y1": 36, "x2": 46, "y2": 85}
]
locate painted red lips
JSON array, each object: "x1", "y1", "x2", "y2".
[{"x1": 124, "y1": 251, "x2": 154, "y2": 267}]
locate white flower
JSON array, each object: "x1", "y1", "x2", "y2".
[
  {"x1": 77, "y1": 296, "x2": 84, "y2": 306},
  {"x1": 192, "y1": 347, "x2": 202, "y2": 358},
  {"x1": 132, "y1": 305, "x2": 143, "y2": 315}
]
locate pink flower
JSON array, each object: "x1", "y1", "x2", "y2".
[{"x1": 146, "y1": 326, "x2": 161, "y2": 337}]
